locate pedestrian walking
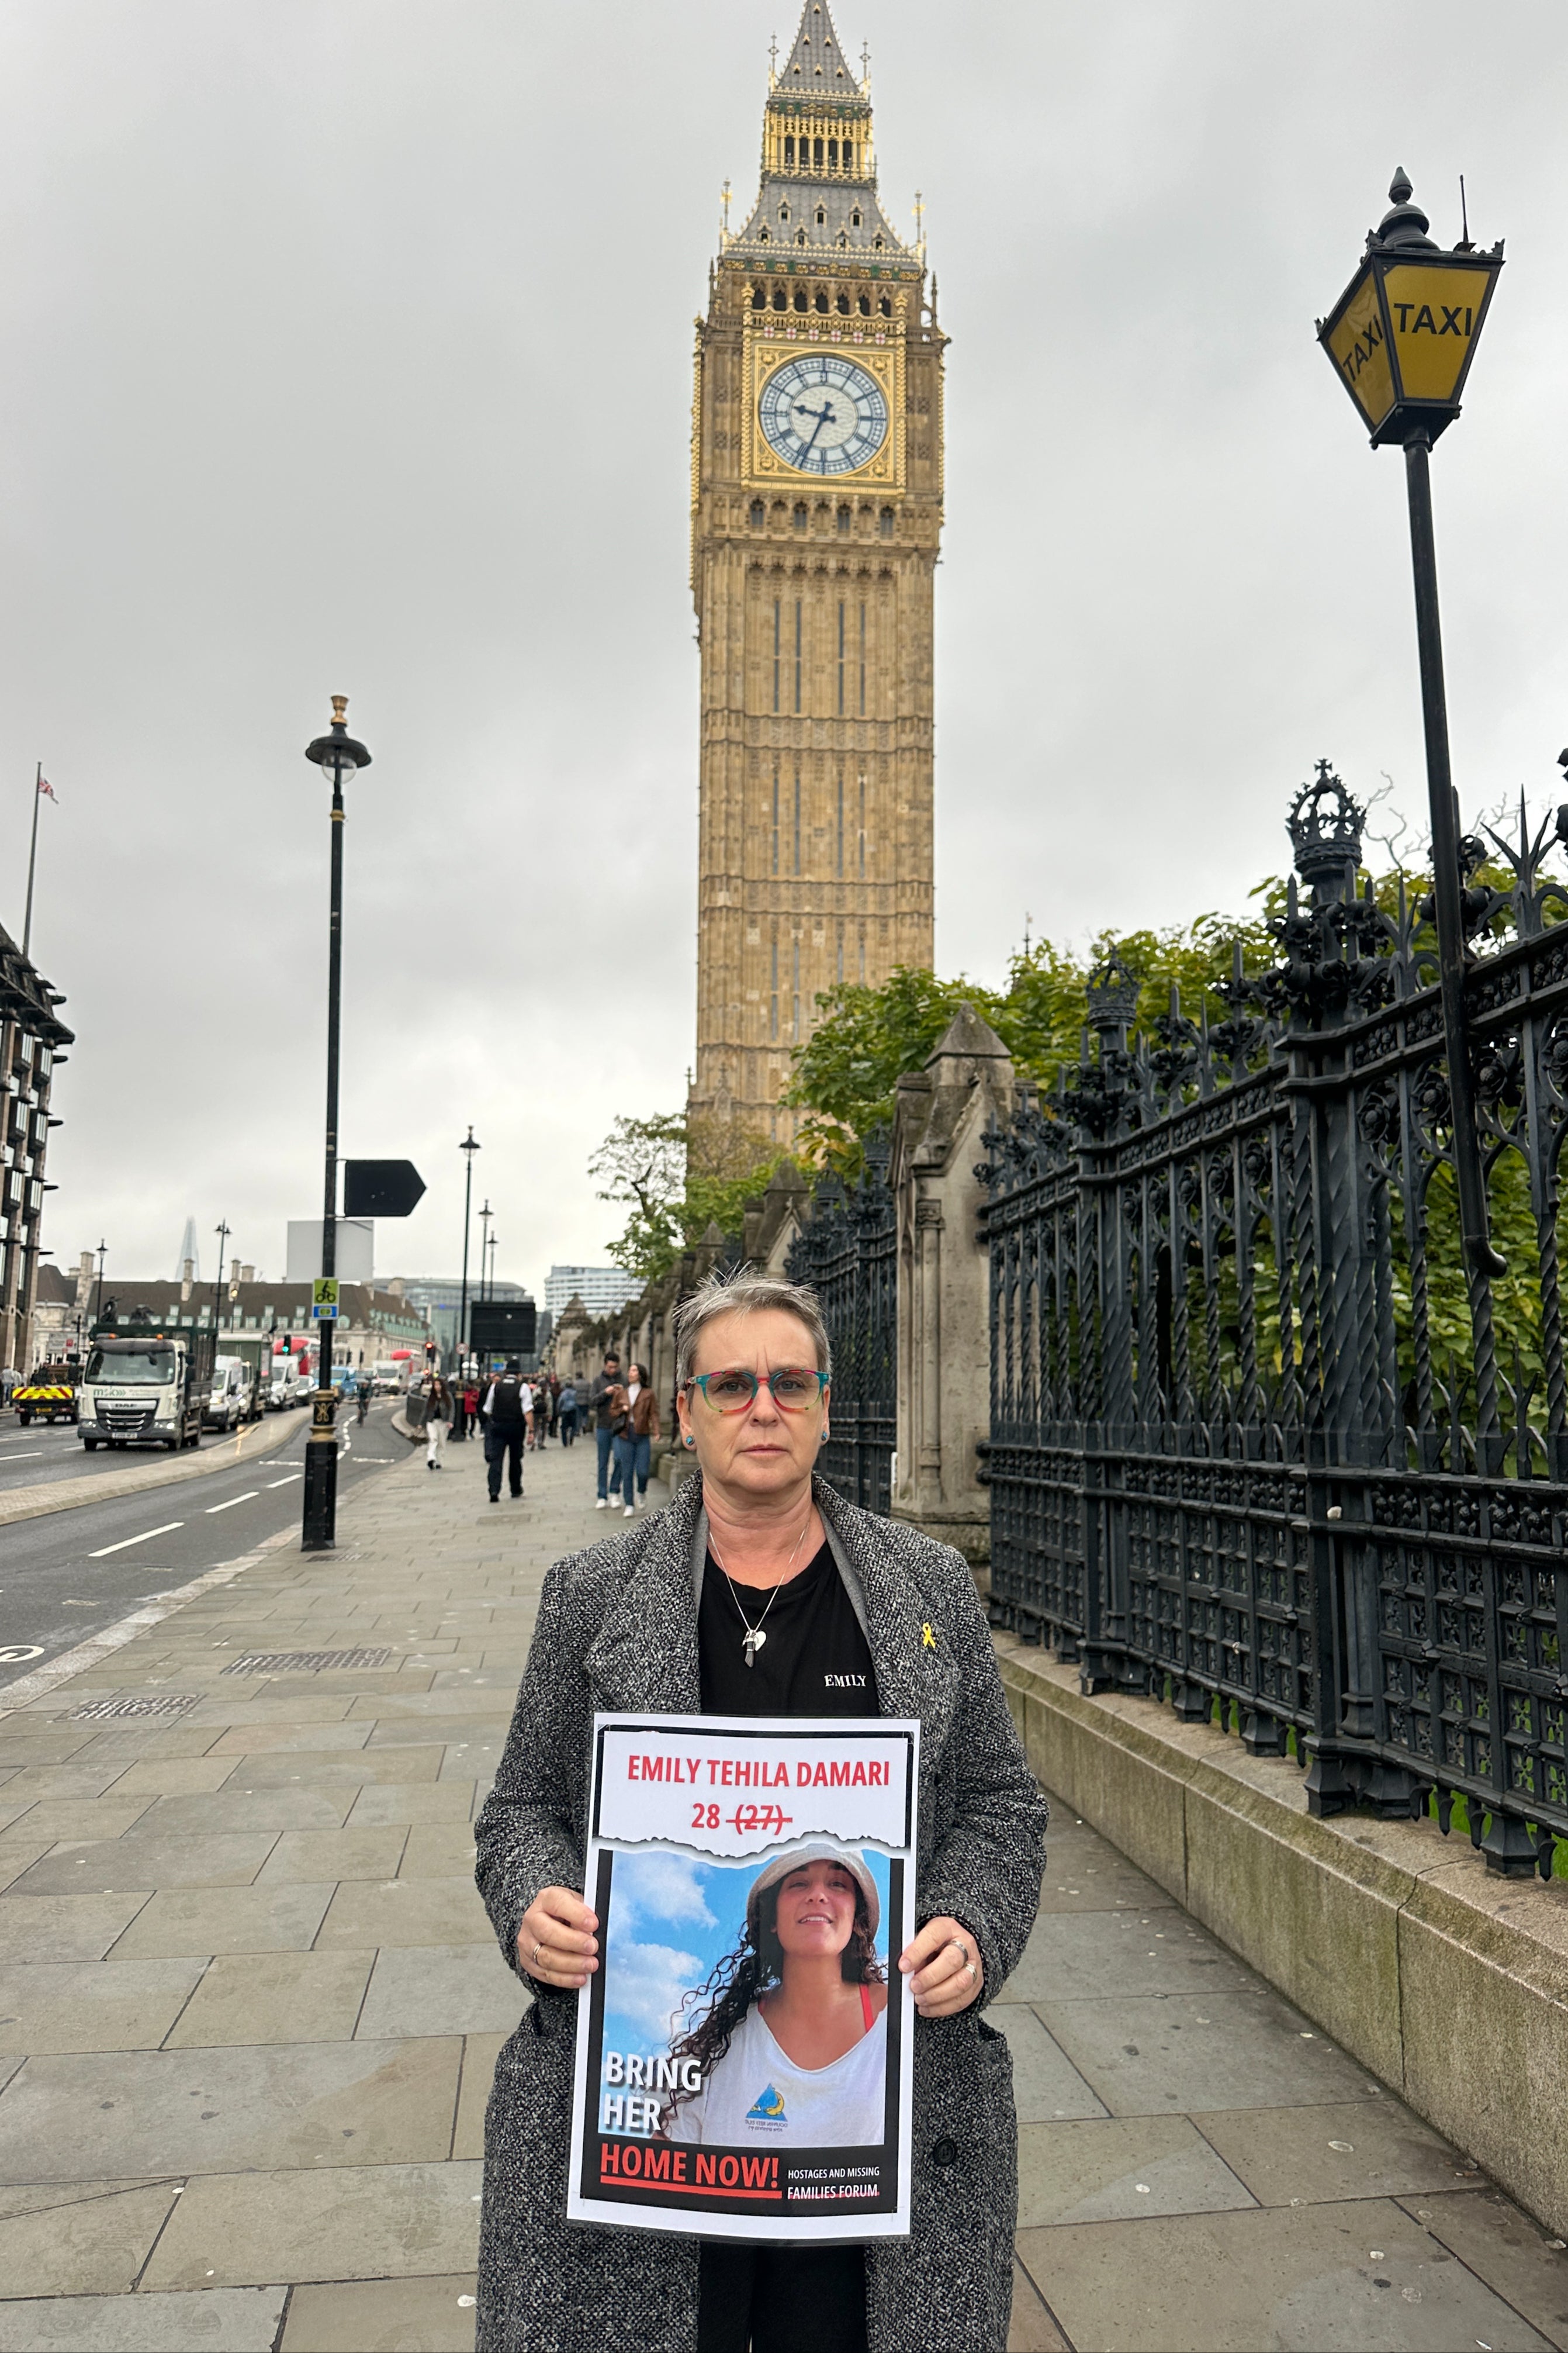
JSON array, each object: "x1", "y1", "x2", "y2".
[
  {"x1": 556, "y1": 1380, "x2": 579, "y2": 1446},
  {"x1": 423, "y1": 1374, "x2": 453, "y2": 1470},
  {"x1": 474, "y1": 1271, "x2": 1047, "y2": 2353},
  {"x1": 609, "y1": 1360, "x2": 660, "y2": 1517},
  {"x1": 482, "y1": 1359, "x2": 529, "y2": 1504},
  {"x1": 586, "y1": 1352, "x2": 623, "y2": 1509}
]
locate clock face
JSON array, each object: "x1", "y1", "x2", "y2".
[{"x1": 757, "y1": 354, "x2": 888, "y2": 476}]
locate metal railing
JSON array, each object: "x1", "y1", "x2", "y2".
[
  {"x1": 982, "y1": 766, "x2": 1568, "y2": 1877},
  {"x1": 788, "y1": 1130, "x2": 895, "y2": 1514}
]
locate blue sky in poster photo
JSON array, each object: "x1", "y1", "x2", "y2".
[{"x1": 602, "y1": 1848, "x2": 893, "y2": 2058}]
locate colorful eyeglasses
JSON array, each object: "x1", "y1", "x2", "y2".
[{"x1": 684, "y1": 1365, "x2": 828, "y2": 1414}]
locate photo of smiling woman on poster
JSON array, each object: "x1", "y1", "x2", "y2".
[{"x1": 662, "y1": 1841, "x2": 888, "y2": 2148}]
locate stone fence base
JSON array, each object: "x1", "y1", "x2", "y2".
[{"x1": 996, "y1": 1634, "x2": 1568, "y2": 2242}]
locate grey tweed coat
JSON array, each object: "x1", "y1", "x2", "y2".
[{"x1": 474, "y1": 1471, "x2": 1048, "y2": 2353}]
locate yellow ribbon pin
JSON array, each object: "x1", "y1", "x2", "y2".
[{"x1": 922, "y1": 1622, "x2": 936, "y2": 1650}]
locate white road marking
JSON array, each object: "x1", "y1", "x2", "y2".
[
  {"x1": 0, "y1": 1452, "x2": 45, "y2": 1462},
  {"x1": 266, "y1": 1474, "x2": 302, "y2": 1488},
  {"x1": 205, "y1": 1491, "x2": 259, "y2": 1514},
  {"x1": 89, "y1": 1521, "x2": 184, "y2": 1557}
]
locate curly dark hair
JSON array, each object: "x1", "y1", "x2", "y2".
[{"x1": 659, "y1": 1877, "x2": 884, "y2": 2131}]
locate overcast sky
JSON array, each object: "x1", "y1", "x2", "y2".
[{"x1": 4, "y1": 1, "x2": 1566, "y2": 1298}]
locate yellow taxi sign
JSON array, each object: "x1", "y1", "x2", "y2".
[
  {"x1": 1381, "y1": 262, "x2": 1500, "y2": 404},
  {"x1": 1323, "y1": 265, "x2": 1394, "y2": 432},
  {"x1": 311, "y1": 1277, "x2": 340, "y2": 1321}
]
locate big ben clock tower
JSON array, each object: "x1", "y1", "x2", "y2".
[{"x1": 690, "y1": 2, "x2": 944, "y2": 1141}]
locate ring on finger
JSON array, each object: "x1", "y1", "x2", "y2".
[{"x1": 530, "y1": 1940, "x2": 543, "y2": 1970}]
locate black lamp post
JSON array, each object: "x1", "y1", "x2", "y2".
[
  {"x1": 300, "y1": 694, "x2": 372, "y2": 1551},
  {"x1": 1318, "y1": 169, "x2": 1505, "y2": 1282},
  {"x1": 212, "y1": 1218, "x2": 230, "y2": 1339},
  {"x1": 91, "y1": 1239, "x2": 106, "y2": 1331},
  {"x1": 457, "y1": 1126, "x2": 480, "y2": 1391}
]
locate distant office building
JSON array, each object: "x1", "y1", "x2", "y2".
[{"x1": 545, "y1": 1266, "x2": 642, "y2": 1319}]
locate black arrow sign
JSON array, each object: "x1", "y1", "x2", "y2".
[{"x1": 342, "y1": 1160, "x2": 427, "y2": 1219}]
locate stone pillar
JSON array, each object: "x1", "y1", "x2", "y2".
[{"x1": 889, "y1": 1004, "x2": 1015, "y2": 1573}]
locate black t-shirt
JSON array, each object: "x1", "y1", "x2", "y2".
[{"x1": 699, "y1": 1539, "x2": 877, "y2": 1718}]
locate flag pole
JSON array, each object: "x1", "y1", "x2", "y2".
[{"x1": 21, "y1": 763, "x2": 40, "y2": 960}]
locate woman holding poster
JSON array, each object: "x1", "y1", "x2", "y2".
[
  {"x1": 475, "y1": 1272, "x2": 1048, "y2": 2353},
  {"x1": 663, "y1": 1844, "x2": 888, "y2": 2148}
]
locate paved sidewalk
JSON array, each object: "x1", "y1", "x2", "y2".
[{"x1": 0, "y1": 1438, "x2": 1563, "y2": 2351}]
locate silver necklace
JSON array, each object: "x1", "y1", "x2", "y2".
[{"x1": 709, "y1": 1514, "x2": 815, "y2": 1667}]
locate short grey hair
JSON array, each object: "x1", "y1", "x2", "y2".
[{"x1": 673, "y1": 1271, "x2": 832, "y2": 1390}]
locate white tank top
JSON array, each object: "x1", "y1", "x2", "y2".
[{"x1": 664, "y1": 1996, "x2": 886, "y2": 2148}]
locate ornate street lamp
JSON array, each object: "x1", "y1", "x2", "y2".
[
  {"x1": 1317, "y1": 170, "x2": 1505, "y2": 1277},
  {"x1": 300, "y1": 695, "x2": 372, "y2": 1550}
]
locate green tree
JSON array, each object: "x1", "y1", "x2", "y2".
[{"x1": 589, "y1": 1111, "x2": 790, "y2": 1287}]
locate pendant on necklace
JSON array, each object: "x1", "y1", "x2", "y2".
[{"x1": 743, "y1": 1628, "x2": 767, "y2": 1667}]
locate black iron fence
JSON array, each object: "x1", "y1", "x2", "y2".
[
  {"x1": 788, "y1": 1131, "x2": 896, "y2": 1514},
  {"x1": 983, "y1": 766, "x2": 1568, "y2": 1877}
]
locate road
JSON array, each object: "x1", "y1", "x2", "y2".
[
  {"x1": 0, "y1": 1407, "x2": 295, "y2": 1498},
  {"x1": 0, "y1": 1399, "x2": 414, "y2": 1698}
]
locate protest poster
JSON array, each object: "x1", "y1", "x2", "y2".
[{"x1": 566, "y1": 1711, "x2": 919, "y2": 2243}]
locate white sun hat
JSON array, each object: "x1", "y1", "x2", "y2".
[{"x1": 745, "y1": 1840, "x2": 880, "y2": 1942}]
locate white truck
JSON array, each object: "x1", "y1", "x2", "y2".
[
  {"x1": 267, "y1": 1355, "x2": 306, "y2": 1411},
  {"x1": 79, "y1": 1326, "x2": 214, "y2": 1452}
]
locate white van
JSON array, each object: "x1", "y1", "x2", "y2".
[
  {"x1": 204, "y1": 1357, "x2": 248, "y2": 1432},
  {"x1": 267, "y1": 1357, "x2": 305, "y2": 1411}
]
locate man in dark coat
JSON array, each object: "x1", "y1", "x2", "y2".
[{"x1": 482, "y1": 1359, "x2": 529, "y2": 1504}]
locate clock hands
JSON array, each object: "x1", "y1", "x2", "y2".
[{"x1": 793, "y1": 397, "x2": 838, "y2": 454}]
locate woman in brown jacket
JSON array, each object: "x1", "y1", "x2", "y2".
[{"x1": 609, "y1": 1360, "x2": 660, "y2": 1518}]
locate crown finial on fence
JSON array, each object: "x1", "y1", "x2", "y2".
[
  {"x1": 1289, "y1": 759, "x2": 1365, "y2": 901},
  {"x1": 1085, "y1": 949, "x2": 1141, "y2": 1039}
]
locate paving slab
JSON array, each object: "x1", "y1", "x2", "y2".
[
  {"x1": 9, "y1": 1830, "x2": 277, "y2": 1896},
  {"x1": 0, "y1": 1953, "x2": 206, "y2": 2053},
  {"x1": 1018, "y1": 2113, "x2": 1255, "y2": 2227},
  {"x1": 1199, "y1": 2096, "x2": 1465, "y2": 2207},
  {"x1": 257, "y1": 1826, "x2": 410, "y2": 1884},
  {"x1": 399, "y1": 1824, "x2": 477, "y2": 1878},
  {"x1": 988, "y1": 2001, "x2": 1109, "y2": 2123},
  {"x1": 355, "y1": 1944, "x2": 528, "y2": 2040},
  {"x1": 1398, "y1": 2190, "x2": 1568, "y2": 2352},
  {"x1": 0, "y1": 2176, "x2": 181, "y2": 2295},
  {"x1": 1034, "y1": 1986, "x2": 1378, "y2": 2116},
  {"x1": 314, "y1": 1876, "x2": 493, "y2": 1950},
  {"x1": 166, "y1": 1949, "x2": 375, "y2": 2047},
  {"x1": 345, "y1": 1781, "x2": 478, "y2": 1827},
  {"x1": 141, "y1": 1787, "x2": 354, "y2": 1834},
  {"x1": 1017, "y1": 2196, "x2": 1555, "y2": 2352},
  {"x1": 0, "y1": 1890, "x2": 149, "y2": 1962},
  {"x1": 141, "y1": 2158, "x2": 484, "y2": 2288},
  {"x1": 0, "y1": 2288, "x2": 289, "y2": 2350},
  {"x1": 0, "y1": 2037, "x2": 462, "y2": 2181},
  {"x1": 278, "y1": 2275, "x2": 480, "y2": 2352},
  {"x1": 109, "y1": 1879, "x2": 334, "y2": 1957},
  {"x1": 106, "y1": 1757, "x2": 243, "y2": 1795},
  {"x1": 1003, "y1": 1906, "x2": 1259, "y2": 2004}
]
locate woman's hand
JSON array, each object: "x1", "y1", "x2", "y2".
[
  {"x1": 517, "y1": 1887, "x2": 598, "y2": 1989},
  {"x1": 898, "y1": 1915, "x2": 984, "y2": 2017}
]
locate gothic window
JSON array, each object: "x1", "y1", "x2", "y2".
[
  {"x1": 878, "y1": 294, "x2": 892, "y2": 316},
  {"x1": 792, "y1": 940, "x2": 801, "y2": 1040},
  {"x1": 814, "y1": 289, "x2": 829, "y2": 313},
  {"x1": 836, "y1": 919, "x2": 844, "y2": 982},
  {"x1": 793, "y1": 770, "x2": 802, "y2": 868},
  {"x1": 779, "y1": 202, "x2": 790, "y2": 222},
  {"x1": 771, "y1": 771, "x2": 780, "y2": 874},
  {"x1": 857, "y1": 292, "x2": 871, "y2": 316},
  {"x1": 815, "y1": 206, "x2": 826, "y2": 226},
  {"x1": 844, "y1": 144, "x2": 856, "y2": 172},
  {"x1": 793, "y1": 286, "x2": 808, "y2": 310},
  {"x1": 813, "y1": 137, "x2": 823, "y2": 167},
  {"x1": 795, "y1": 228, "x2": 808, "y2": 247},
  {"x1": 772, "y1": 286, "x2": 787, "y2": 310},
  {"x1": 794, "y1": 603, "x2": 803, "y2": 714},
  {"x1": 772, "y1": 597, "x2": 781, "y2": 713},
  {"x1": 749, "y1": 499, "x2": 765, "y2": 526},
  {"x1": 836, "y1": 505, "x2": 850, "y2": 535},
  {"x1": 784, "y1": 136, "x2": 795, "y2": 167},
  {"x1": 752, "y1": 285, "x2": 767, "y2": 309},
  {"x1": 836, "y1": 771, "x2": 844, "y2": 872},
  {"x1": 851, "y1": 209, "x2": 862, "y2": 229},
  {"x1": 836, "y1": 235, "x2": 848, "y2": 252},
  {"x1": 828, "y1": 140, "x2": 837, "y2": 167},
  {"x1": 878, "y1": 507, "x2": 894, "y2": 538},
  {"x1": 792, "y1": 502, "x2": 808, "y2": 532},
  {"x1": 758, "y1": 227, "x2": 770, "y2": 244},
  {"x1": 835, "y1": 288, "x2": 849, "y2": 309},
  {"x1": 874, "y1": 235, "x2": 883, "y2": 250},
  {"x1": 859, "y1": 600, "x2": 867, "y2": 714},
  {"x1": 770, "y1": 934, "x2": 778, "y2": 1038}
]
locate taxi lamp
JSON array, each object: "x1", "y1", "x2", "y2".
[{"x1": 1317, "y1": 171, "x2": 1505, "y2": 1281}]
